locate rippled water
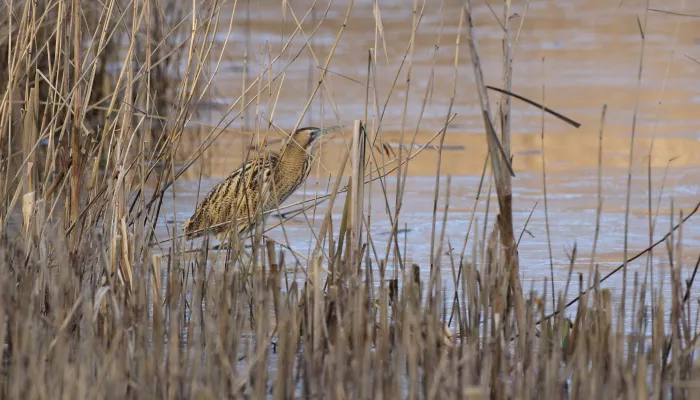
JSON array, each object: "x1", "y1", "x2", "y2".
[{"x1": 155, "y1": 0, "x2": 700, "y2": 319}]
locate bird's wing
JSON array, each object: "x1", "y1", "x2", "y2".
[
  {"x1": 184, "y1": 151, "x2": 284, "y2": 238},
  {"x1": 234, "y1": 153, "x2": 280, "y2": 215}
]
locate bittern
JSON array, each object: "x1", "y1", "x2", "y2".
[{"x1": 183, "y1": 126, "x2": 341, "y2": 240}]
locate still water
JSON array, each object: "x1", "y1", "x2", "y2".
[{"x1": 154, "y1": 0, "x2": 700, "y2": 320}]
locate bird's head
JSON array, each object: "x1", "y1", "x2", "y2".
[{"x1": 289, "y1": 125, "x2": 341, "y2": 152}]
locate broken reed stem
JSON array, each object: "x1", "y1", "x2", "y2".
[{"x1": 463, "y1": 0, "x2": 526, "y2": 344}]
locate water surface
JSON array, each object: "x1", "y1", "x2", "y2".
[{"x1": 156, "y1": 0, "x2": 700, "y2": 320}]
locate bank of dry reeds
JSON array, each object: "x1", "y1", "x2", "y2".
[{"x1": 0, "y1": 0, "x2": 698, "y2": 398}]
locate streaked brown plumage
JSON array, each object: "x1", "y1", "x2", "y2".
[{"x1": 183, "y1": 126, "x2": 340, "y2": 240}]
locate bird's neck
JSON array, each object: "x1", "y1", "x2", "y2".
[{"x1": 276, "y1": 141, "x2": 312, "y2": 185}]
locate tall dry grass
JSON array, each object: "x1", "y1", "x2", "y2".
[{"x1": 0, "y1": 0, "x2": 699, "y2": 398}]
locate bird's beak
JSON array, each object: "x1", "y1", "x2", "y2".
[{"x1": 316, "y1": 125, "x2": 342, "y2": 138}]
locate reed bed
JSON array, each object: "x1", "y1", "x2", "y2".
[{"x1": 1, "y1": 0, "x2": 699, "y2": 398}]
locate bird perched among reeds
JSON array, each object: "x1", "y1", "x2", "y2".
[{"x1": 183, "y1": 126, "x2": 341, "y2": 240}]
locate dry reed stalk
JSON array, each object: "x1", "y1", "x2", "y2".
[
  {"x1": 620, "y1": 0, "x2": 650, "y2": 341},
  {"x1": 462, "y1": 0, "x2": 526, "y2": 349},
  {"x1": 538, "y1": 61, "x2": 557, "y2": 312},
  {"x1": 349, "y1": 120, "x2": 366, "y2": 274},
  {"x1": 20, "y1": 87, "x2": 39, "y2": 239},
  {"x1": 429, "y1": 8, "x2": 462, "y2": 273},
  {"x1": 644, "y1": 0, "x2": 684, "y2": 344}
]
